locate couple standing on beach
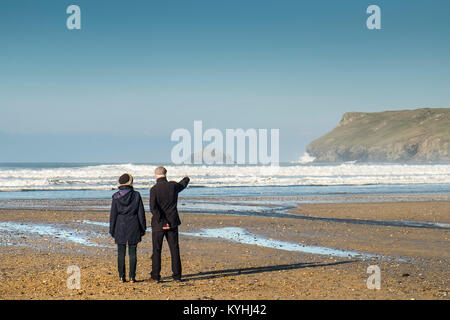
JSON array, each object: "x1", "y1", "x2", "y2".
[{"x1": 109, "y1": 166, "x2": 190, "y2": 283}]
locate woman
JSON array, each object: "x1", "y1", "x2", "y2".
[{"x1": 109, "y1": 173, "x2": 146, "y2": 283}]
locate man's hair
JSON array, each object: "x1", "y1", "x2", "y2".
[{"x1": 155, "y1": 166, "x2": 167, "y2": 176}]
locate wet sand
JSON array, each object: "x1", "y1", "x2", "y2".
[
  {"x1": 0, "y1": 201, "x2": 449, "y2": 300},
  {"x1": 293, "y1": 201, "x2": 450, "y2": 223}
]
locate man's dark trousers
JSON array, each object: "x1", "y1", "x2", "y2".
[{"x1": 151, "y1": 227, "x2": 181, "y2": 280}]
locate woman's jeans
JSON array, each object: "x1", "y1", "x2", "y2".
[{"x1": 117, "y1": 244, "x2": 137, "y2": 279}]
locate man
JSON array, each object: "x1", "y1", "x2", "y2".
[{"x1": 148, "y1": 166, "x2": 190, "y2": 282}]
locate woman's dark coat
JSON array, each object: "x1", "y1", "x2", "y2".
[{"x1": 109, "y1": 187, "x2": 147, "y2": 245}]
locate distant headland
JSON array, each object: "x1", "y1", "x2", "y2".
[{"x1": 307, "y1": 108, "x2": 450, "y2": 163}]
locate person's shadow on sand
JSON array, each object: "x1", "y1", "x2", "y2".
[{"x1": 160, "y1": 260, "x2": 356, "y2": 282}]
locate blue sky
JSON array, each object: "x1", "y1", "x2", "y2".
[{"x1": 1, "y1": 0, "x2": 449, "y2": 162}]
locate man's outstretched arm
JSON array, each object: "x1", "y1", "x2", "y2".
[{"x1": 176, "y1": 176, "x2": 190, "y2": 193}]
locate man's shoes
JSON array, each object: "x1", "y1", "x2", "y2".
[
  {"x1": 173, "y1": 278, "x2": 183, "y2": 282},
  {"x1": 130, "y1": 278, "x2": 137, "y2": 283},
  {"x1": 145, "y1": 278, "x2": 160, "y2": 283},
  {"x1": 119, "y1": 276, "x2": 126, "y2": 283}
]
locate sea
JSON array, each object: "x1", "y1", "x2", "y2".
[{"x1": 0, "y1": 162, "x2": 449, "y2": 215}]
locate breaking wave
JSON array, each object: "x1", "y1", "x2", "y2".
[{"x1": 1, "y1": 163, "x2": 450, "y2": 192}]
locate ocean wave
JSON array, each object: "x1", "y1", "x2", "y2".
[{"x1": 0, "y1": 163, "x2": 450, "y2": 192}]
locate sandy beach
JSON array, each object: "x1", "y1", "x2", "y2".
[{"x1": 0, "y1": 200, "x2": 448, "y2": 300}]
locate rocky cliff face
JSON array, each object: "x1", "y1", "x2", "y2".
[{"x1": 306, "y1": 108, "x2": 450, "y2": 163}]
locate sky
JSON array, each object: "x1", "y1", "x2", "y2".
[{"x1": 1, "y1": 0, "x2": 449, "y2": 163}]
